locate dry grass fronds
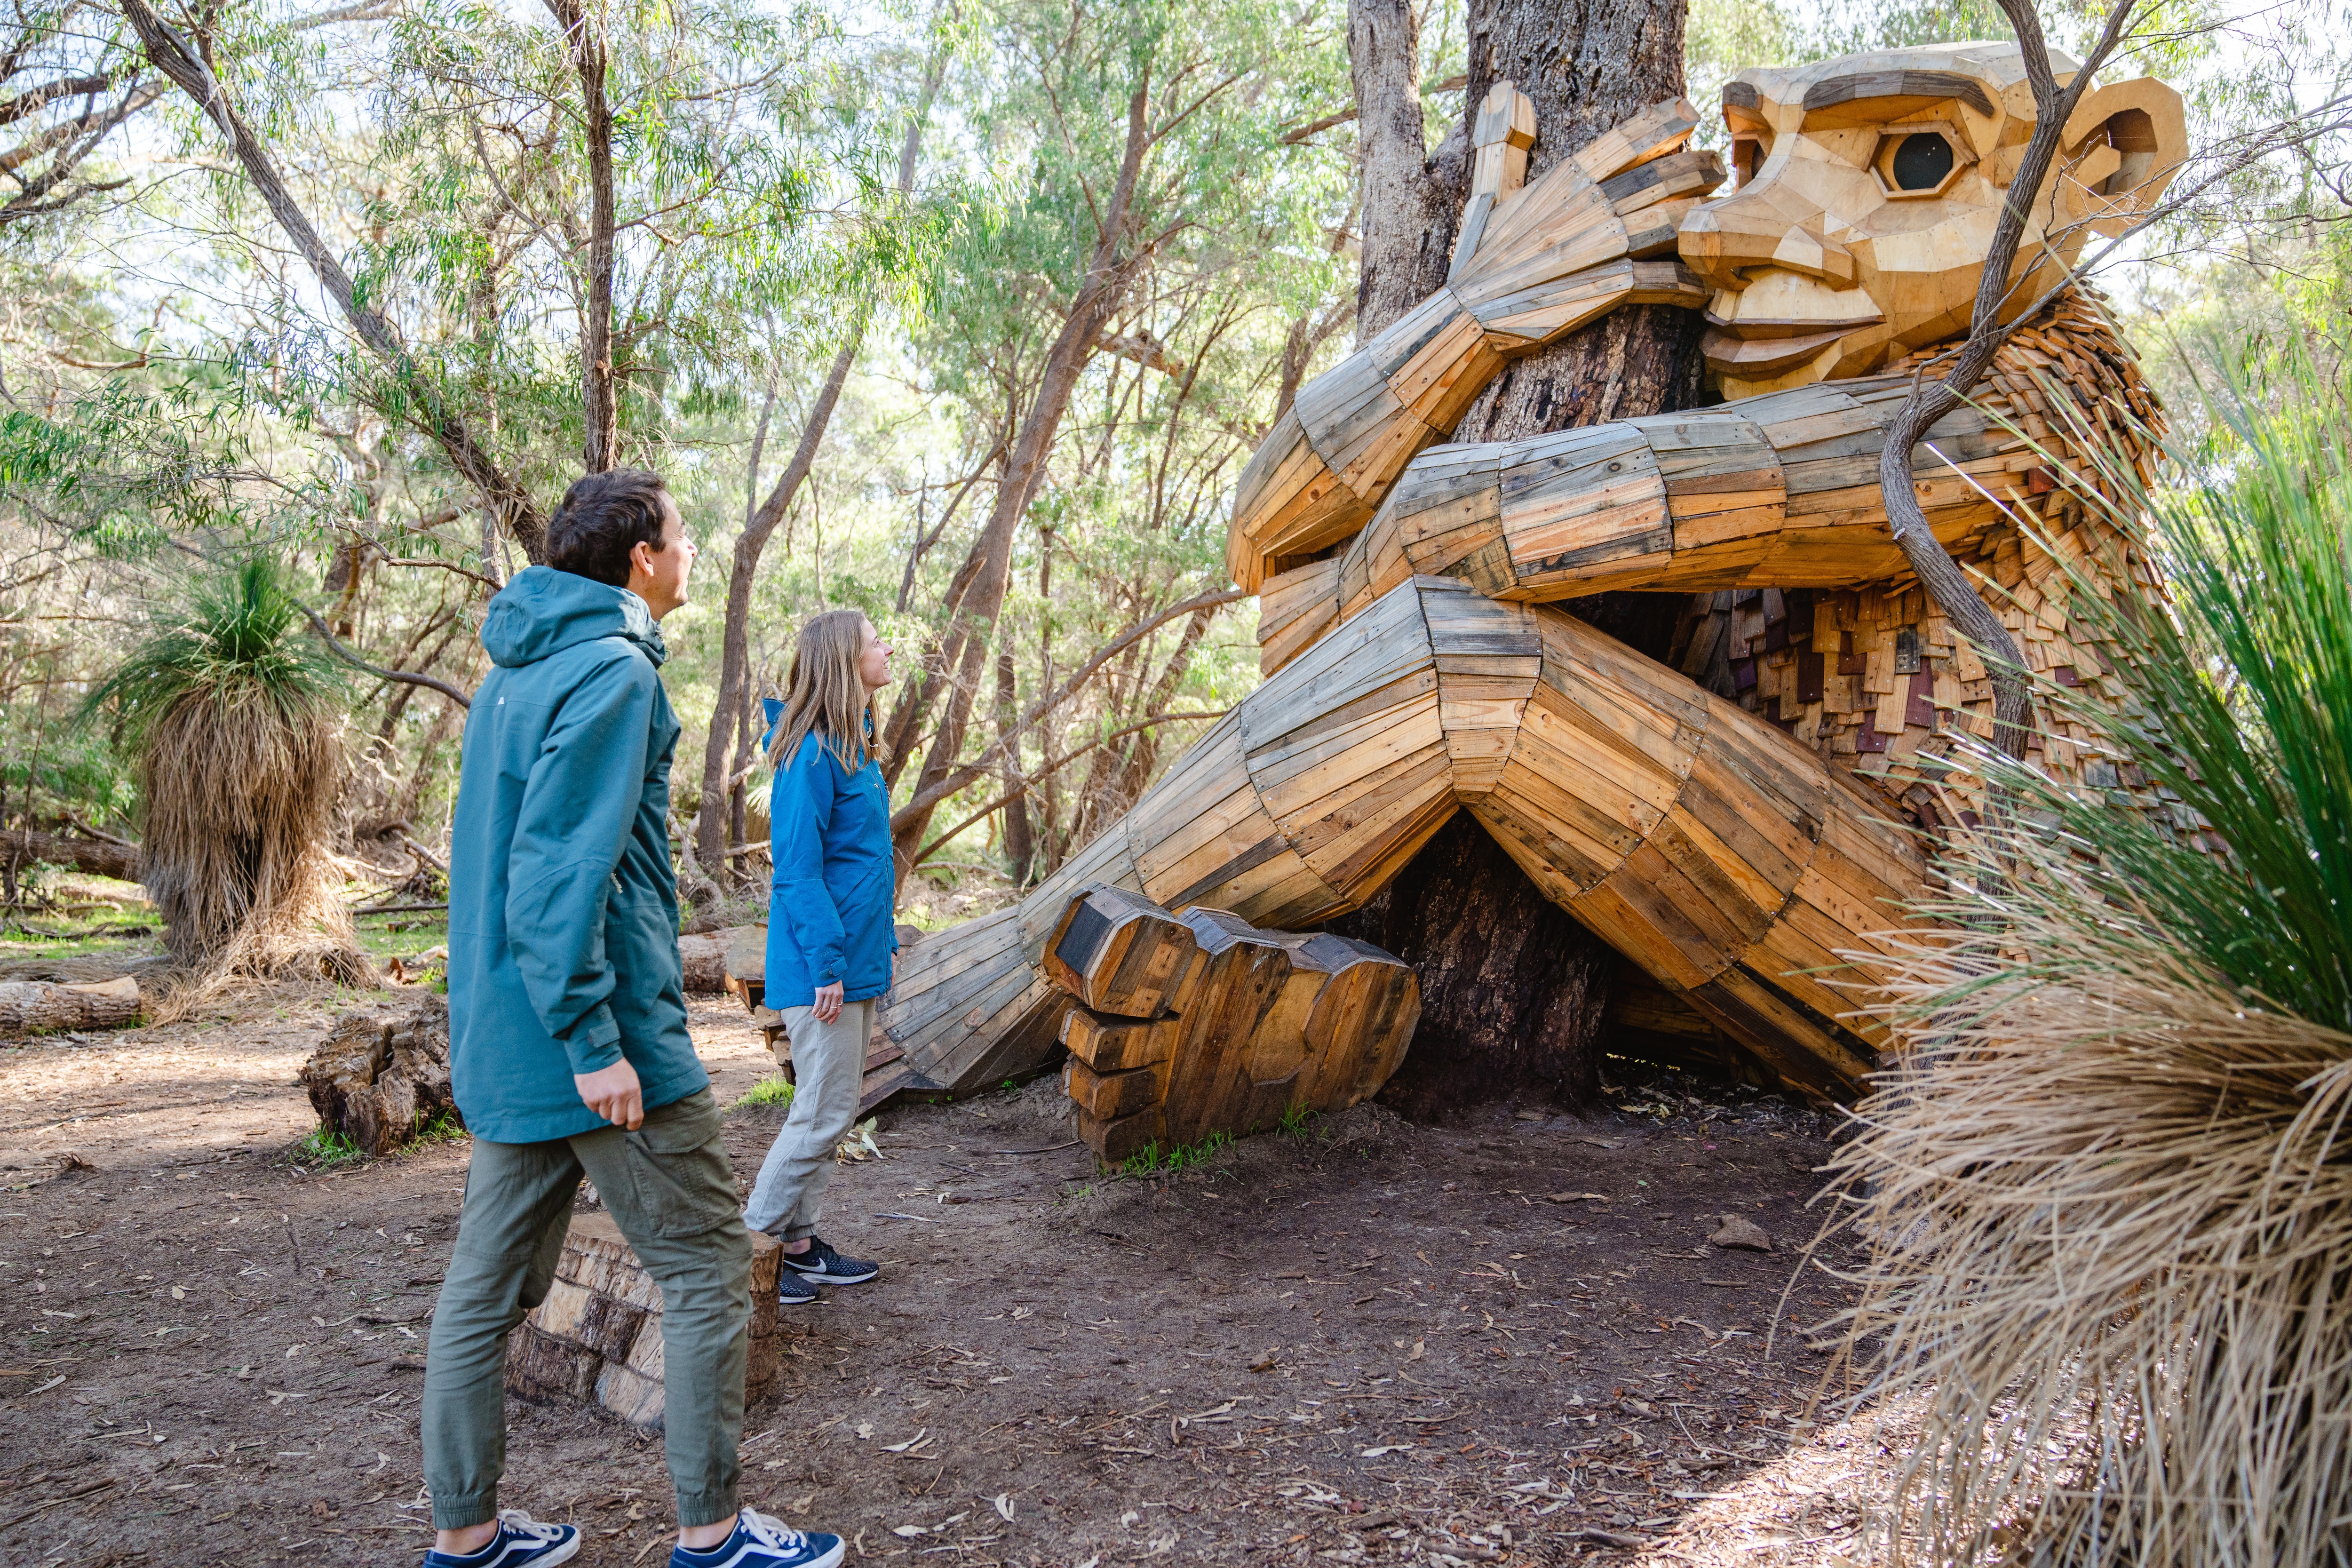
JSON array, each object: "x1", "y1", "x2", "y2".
[
  {"x1": 1820, "y1": 857, "x2": 2352, "y2": 1568},
  {"x1": 86, "y1": 556, "x2": 374, "y2": 997}
]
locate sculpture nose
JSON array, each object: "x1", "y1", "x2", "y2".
[{"x1": 1678, "y1": 188, "x2": 1856, "y2": 292}]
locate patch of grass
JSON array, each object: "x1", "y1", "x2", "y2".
[
  {"x1": 1278, "y1": 1101, "x2": 1314, "y2": 1138},
  {"x1": 1115, "y1": 1129, "x2": 1232, "y2": 1176},
  {"x1": 734, "y1": 1075, "x2": 795, "y2": 1109},
  {"x1": 411, "y1": 1109, "x2": 466, "y2": 1146},
  {"x1": 294, "y1": 1125, "x2": 368, "y2": 1167}
]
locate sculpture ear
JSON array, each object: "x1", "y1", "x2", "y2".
[{"x1": 2057, "y1": 76, "x2": 2188, "y2": 233}]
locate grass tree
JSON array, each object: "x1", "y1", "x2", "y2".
[
  {"x1": 1828, "y1": 352, "x2": 2352, "y2": 1567},
  {"x1": 86, "y1": 556, "x2": 371, "y2": 989}
]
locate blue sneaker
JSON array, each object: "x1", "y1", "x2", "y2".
[
  {"x1": 422, "y1": 1510, "x2": 581, "y2": 1568},
  {"x1": 670, "y1": 1508, "x2": 845, "y2": 1568}
]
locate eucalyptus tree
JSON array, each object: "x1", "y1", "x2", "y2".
[
  {"x1": 122, "y1": 0, "x2": 906, "y2": 569},
  {"x1": 877, "y1": 0, "x2": 1358, "y2": 885}
]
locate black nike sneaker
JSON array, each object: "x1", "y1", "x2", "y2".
[{"x1": 779, "y1": 1235, "x2": 878, "y2": 1286}]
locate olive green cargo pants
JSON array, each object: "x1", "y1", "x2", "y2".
[{"x1": 421, "y1": 1088, "x2": 751, "y2": 1530}]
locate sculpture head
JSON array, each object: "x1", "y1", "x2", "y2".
[{"x1": 1675, "y1": 43, "x2": 2185, "y2": 396}]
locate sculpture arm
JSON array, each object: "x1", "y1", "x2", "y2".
[
  {"x1": 1257, "y1": 372, "x2": 2051, "y2": 674},
  {"x1": 1226, "y1": 94, "x2": 1726, "y2": 593}
]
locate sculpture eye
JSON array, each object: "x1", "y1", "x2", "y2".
[{"x1": 1890, "y1": 132, "x2": 1955, "y2": 191}]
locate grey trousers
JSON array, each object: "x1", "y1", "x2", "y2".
[
  {"x1": 421, "y1": 1089, "x2": 751, "y2": 1530},
  {"x1": 742, "y1": 997, "x2": 874, "y2": 1242}
]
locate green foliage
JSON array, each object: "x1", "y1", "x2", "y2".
[
  {"x1": 1115, "y1": 1128, "x2": 1230, "y2": 1175},
  {"x1": 1966, "y1": 346, "x2": 2352, "y2": 1031},
  {"x1": 295, "y1": 1125, "x2": 369, "y2": 1166},
  {"x1": 81, "y1": 555, "x2": 347, "y2": 756},
  {"x1": 734, "y1": 1075, "x2": 797, "y2": 1109}
]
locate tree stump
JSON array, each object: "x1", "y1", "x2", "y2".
[
  {"x1": 301, "y1": 995, "x2": 459, "y2": 1155},
  {"x1": 505, "y1": 1214, "x2": 784, "y2": 1428},
  {"x1": 0, "y1": 976, "x2": 141, "y2": 1038}
]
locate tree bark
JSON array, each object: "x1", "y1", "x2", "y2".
[
  {"x1": 1327, "y1": 0, "x2": 1697, "y2": 1116},
  {"x1": 545, "y1": 0, "x2": 620, "y2": 472},
  {"x1": 0, "y1": 976, "x2": 142, "y2": 1038}
]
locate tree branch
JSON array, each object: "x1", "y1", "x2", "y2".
[
  {"x1": 297, "y1": 604, "x2": 472, "y2": 708},
  {"x1": 890, "y1": 585, "x2": 1245, "y2": 829},
  {"x1": 119, "y1": 0, "x2": 548, "y2": 558},
  {"x1": 911, "y1": 708, "x2": 1228, "y2": 865}
]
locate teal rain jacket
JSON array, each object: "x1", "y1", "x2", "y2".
[
  {"x1": 445, "y1": 565, "x2": 705, "y2": 1143},
  {"x1": 763, "y1": 708, "x2": 898, "y2": 1009}
]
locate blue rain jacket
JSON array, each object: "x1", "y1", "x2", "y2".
[
  {"x1": 444, "y1": 565, "x2": 705, "y2": 1143},
  {"x1": 764, "y1": 708, "x2": 898, "y2": 1009}
]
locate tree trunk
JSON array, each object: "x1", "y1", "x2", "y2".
[
  {"x1": 887, "y1": 78, "x2": 1158, "y2": 884},
  {"x1": 0, "y1": 828, "x2": 142, "y2": 883},
  {"x1": 1328, "y1": 0, "x2": 1697, "y2": 1117},
  {"x1": 693, "y1": 41, "x2": 946, "y2": 876}
]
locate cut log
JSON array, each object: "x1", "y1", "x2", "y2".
[
  {"x1": 1041, "y1": 886, "x2": 1200, "y2": 1018},
  {"x1": 300, "y1": 996, "x2": 459, "y2": 1155},
  {"x1": 0, "y1": 828, "x2": 141, "y2": 883},
  {"x1": 676, "y1": 930, "x2": 739, "y2": 995},
  {"x1": 0, "y1": 976, "x2": 142, "y2": 1038},
  {"x1": 1040, "y1": 888, "x2": 1420, "y2": 1161},
  {"x1": 506, "y1": 1213, "x2": 783, "y2": 1428}
]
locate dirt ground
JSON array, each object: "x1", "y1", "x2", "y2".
[{"x1": 0, "y1": 978, "x2": 1916, "y2": 1568}]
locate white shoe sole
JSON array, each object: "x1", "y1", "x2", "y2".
[{"x1": 784, "y1": 1266, "x2": 876, "y2": 1286}]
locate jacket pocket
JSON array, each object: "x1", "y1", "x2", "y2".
[{"x1": 618, "y1": 1090, "x2": 739, "y2": 1239}]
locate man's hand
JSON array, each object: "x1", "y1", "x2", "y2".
[
  {"x1": 812, "y1": 980, "x2": 844, "y2": 1025},
  {"x1": 575, "y1": 1058, "x2": 644, "y2": 1130}
]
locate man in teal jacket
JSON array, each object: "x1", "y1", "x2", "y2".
[{"x1": 423, "y1": 470, "x2": 843, "y2": 1568}]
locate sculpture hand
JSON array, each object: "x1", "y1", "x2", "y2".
[{"x1": 1226, "y1": 92, "x2": 1727, "y2": 593}]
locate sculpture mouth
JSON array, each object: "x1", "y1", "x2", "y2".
[{"x1": 1701, "y1": 325, "x2": 1855, "y2": 376}]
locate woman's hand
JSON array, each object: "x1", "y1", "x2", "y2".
[{"x1": 813, "y1": 980, "x2": 844, "y2": 1024}]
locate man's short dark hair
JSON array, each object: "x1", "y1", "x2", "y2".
[{"x1": 546, "y1": 469, "x2": 671, "y2": 587}]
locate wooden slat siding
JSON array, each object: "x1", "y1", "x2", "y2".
[
  {"x1": 1596, "y1": 148, "x2": 1725, "y2": 217},
  {"x1": 921, "y1": 956, "x2": 1051, "y2": 1073},
  {"x1": 1392, "y1": 310, "x2": 1505, "y2": 432},
  {"x1": 1298, "y1": 943, "x2": 1421, "y2": 1109},
  {"x1": 1227, "y1": 408, "x2": 1358, "y2": 590},
  {"x1": 1014, "y1": 820, "x2": 1144, "y2": 962},
  {"x1": 1063, "y1": 1007, "x2": 1183, "y2": 1072},
  {"x1": 1041, "y1": 886, "x2": 1200, "y2": 1019},
  {"x1": 1428, "y1": 582, "x2": 1542, "y2": 797},
  {"x1": 1682, "y1": 970, "x2": 1867, "y2": 1102},
  {"x1": 1160, "y1": 908, "x2": 1298, "y2": 1146},
  {"x1": 943, "y1": 982, "x2": 1070, "y2": 1096}
]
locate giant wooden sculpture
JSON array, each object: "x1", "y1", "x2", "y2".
[{"x1": 878, "y1": 43, "x2": 2190, "y2": 1115}]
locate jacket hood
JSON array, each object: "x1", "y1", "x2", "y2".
[{"x1": 480, "y1": 565, "x2": 668, "y2": 670}]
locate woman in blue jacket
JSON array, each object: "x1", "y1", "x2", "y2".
[{"x1": 742, "y1": 608, "x2": 896, "y2": 1305}]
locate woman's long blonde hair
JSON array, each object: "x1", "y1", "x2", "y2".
[{"x1": 768, "y1": 609, "x2": 886, "y2": 774}]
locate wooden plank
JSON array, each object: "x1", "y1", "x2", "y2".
[{"x1": 1065, "y1": 1055, "x2": 1172, "y2": 1121}]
